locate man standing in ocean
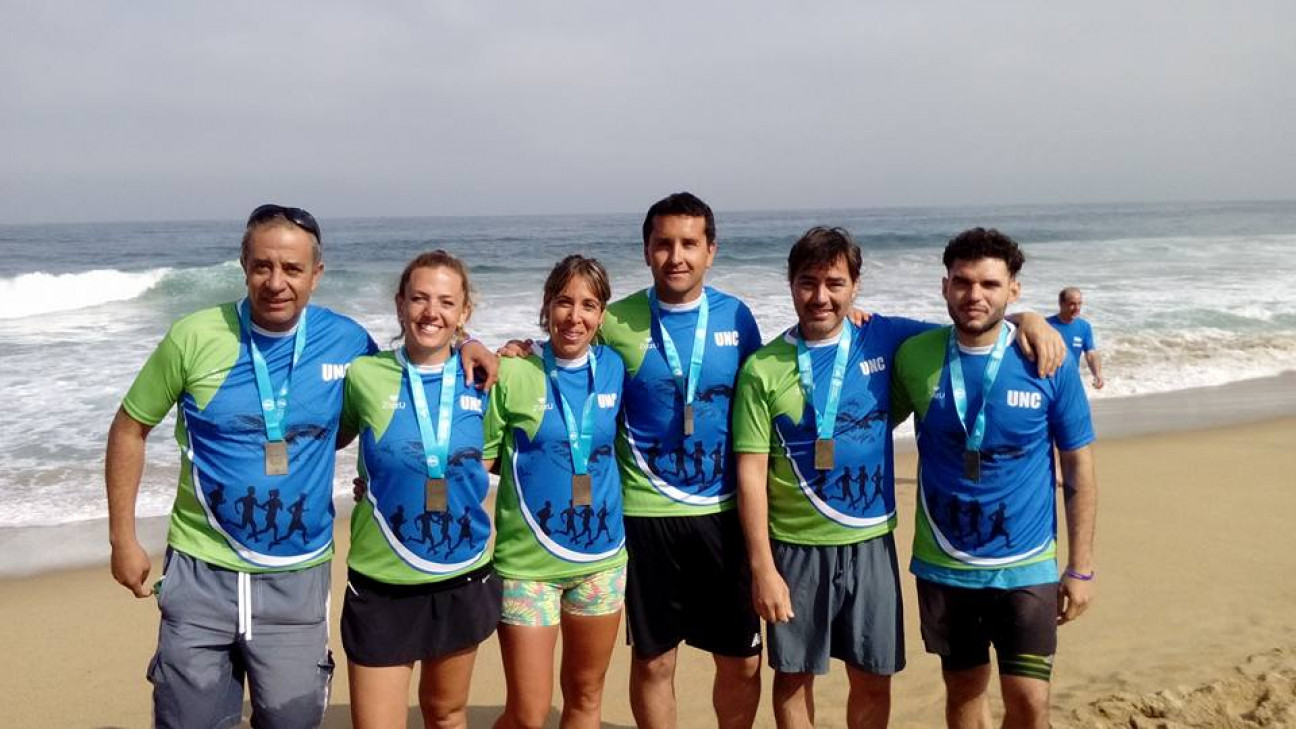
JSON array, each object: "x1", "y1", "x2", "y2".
[
  {"x1": 105, "y1": 205, "x2": 377, "y2": 729},
  {"x1": 1047, "y1": 287, "x2": 1104, "y2": 390},
  {"x1": 891, "y1": 228, "x2": 1098, "y2": 728}
]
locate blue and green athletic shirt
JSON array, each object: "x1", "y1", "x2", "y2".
[
  {"x1": 732, "y1": 317, "x2": 933, "y2": 545},
  {"x1": 890, "y1": 324, "x2": 1095, "y2": 589},
  {"x1": 1046, "y1": 315, "x2": 1096, "y2": 364},
  {"x1": 341, "y1": 350, "x2": 491, "y2": 585},
  {"x1": 483, "y1": 345, "x2": 628, "y2": 581},
  {"x1": 599, "y1": 287, "x2": 761, "y2": 517},
  {"x1": 121, "y1": 302, "x2": 376, "y2": 572}
]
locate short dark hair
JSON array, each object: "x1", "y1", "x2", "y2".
[
  {"x1": 1058, "y1": 286, "x2": 1082, "y2": 304},
  {"x1": 539, "y1": 255, "x2": 612, "y2": 332},
  {"x1": 787, "y1": 226, "x2": 862, "y2": 283},
  {"x1": 641, "y1": 192, "x2": 716, "y2": 246},
  {"x1": 942, "y1": 227, "x2": 1025, "y2": 277}
]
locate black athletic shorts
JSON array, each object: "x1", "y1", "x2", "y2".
[
  {"x1": 341, "y1": 565, "x2": 501, "y2": 667},
  {"x1": 916, "y1": 579, "x2": 1057, "y2": 681},
  {"x1": 624, "y1": 510, "x2": 762, "y2": 660}
]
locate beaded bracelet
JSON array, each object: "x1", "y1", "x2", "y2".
[{"x1": 1064, "y1": 568, "x2": 1095, "y2": 581}]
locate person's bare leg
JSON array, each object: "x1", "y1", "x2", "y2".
[
  {"x1": 771, "y1": 671, "x2": 814, "y2": 729},
  {"x1": 557, "y1": 611, "x2": 622, "y2": 729},
  {"x1": 999, "y1": 674, "x2": 1049, "y2": 729},
  {"x1": 844, "y1": 665, "x2": 891, "y2": 729},
  {"x1": 349, "y1": 661, "x2": 414, "y2": 729},
  {"x1": 630, "y1": 647, "x2": 678, "y2": 729},
  {"x1": 417, "y1": 646, "x2": 479, "y2": 729},
  {"x1": 493, "y1": 623, "x2": 559, "y2": 729},
  {"x1": 943, "y1": 665, "x2": 993, "y2": 729},
  {"x1": 714, "y1": 653, "x2": 762, "y2": 729}
]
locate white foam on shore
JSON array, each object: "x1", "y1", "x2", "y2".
[{"x1": 0, "y1": 268, "x2": 171, "y2": 319}]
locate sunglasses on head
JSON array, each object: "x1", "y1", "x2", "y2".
[{"x1": 246, "y1": 204, "x2": 322, "y2": 243}]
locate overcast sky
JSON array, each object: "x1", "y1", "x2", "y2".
[{"x1": 2, "y1": 1, "x2": 1293, "y2": 223}]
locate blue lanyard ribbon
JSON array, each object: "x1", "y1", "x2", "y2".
[
  {"x1": 240, "y1": 301, "x2": 308, "y2": 442},
  {"x1": 946, "y1": 324, "x2": 1011, "y2": 453},
  {"x1": 543, "y1": 344, "x2": 600, "y2": 477},
  {"x1": 402, "y1": 347, "x2": 459, "y2": 480},
  {"x1": 795, "y1": 324, "x2": 852, "y2": 441},
  {"x1": 647, "y1": 288, "x2": 708, "y2": 415}
]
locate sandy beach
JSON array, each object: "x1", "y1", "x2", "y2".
[{"x1": 3, "y1": 412, "x2": 1294, "y2": 727}]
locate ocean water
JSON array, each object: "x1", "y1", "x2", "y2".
[{"x1": 2, "y1": 200, "x2": 1294, "y2": 528}]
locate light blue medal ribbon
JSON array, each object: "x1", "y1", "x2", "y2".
[
  {"x1": 543, "y1": 343, "x2": 599, "y2": 505},
  {"x1": 402, "y1": 347, "x2": 459, "y2": 511},
  {"x1": 647, "y1": 288, "x2": 708, "y2": 436},
  {"x1": 240, "y1": 301, "x2": 308, "y2": 475},
  {"x1": 946, "y1": 324, "x2": 1012, "y2": 482},
  {"x1": 795, "y1": 324, "x2": 852, "y2": 471}
]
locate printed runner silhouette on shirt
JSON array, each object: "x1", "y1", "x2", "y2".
[
  {"x1": 389, "y1": 504, "x2": 408, "y2": 543},
  {"x1": 589, "y1": 501, "x2": 614, "y2": 546},
  {"x1": 271, "y1": 493, "x2": 308, "y2": 546},
  {"x1": 535, "y1": 500, "x2": 554, "y2": 536},
  {"x1": 452, "y1": 506, "x2": 476, "y2": 551},
  {"x1": 235, "y1": 487, "x2": 259, "y2": 535},
  {"x1": 253, "y1": 489, "x2": 283, "y2": 543}
]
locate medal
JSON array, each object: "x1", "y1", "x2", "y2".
[
  {"x1": 571, "y1": 474, "x2": 593, "y2": 506},
  {"x1": 264, "y1": 440, "x2": 289, "y2": 476},
  {"x1": 648, "y1": 289, "x2": 708, "y2": 442},
  {"x1": 425, "y1": 477, "x2": 448, "y2": 512},
  {"x1": 796, "y1": 324, "x2": 852, "y2": 475},
  {"x1": 963, "y1": 451, "x2": 981, "y2": 482},
  {"x1": 946, "y1": 325, "x2": 1011, "y2": 487},
  {"x1": 814, "y1": 438, "x2": 835, "y2": 471},
  {"x1": 544, "y1": 344, "x2": 601, "y2": 511},
  {"x1": 241, "y1": 301, "x2": 307, "y2": 478},
  {"x1": 403, "y1": 347, "x2": 459, "y2": 514}
]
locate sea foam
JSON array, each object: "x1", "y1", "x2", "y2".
[{"x1": 0, "y1": 268, "x2": 172, "y2": 319}]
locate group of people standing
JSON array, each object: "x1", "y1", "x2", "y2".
[{"x1": 106, "y1": 191, "x2": 1099, "y2": 729}]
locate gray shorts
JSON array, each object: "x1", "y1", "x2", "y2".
[
  {"x1": 148, "y1": 549, "x2": 334, "y2": 729},
  {"x1": 767, "y1": 534, "x2": 905, "y2": 676}
]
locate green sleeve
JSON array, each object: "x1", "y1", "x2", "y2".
[
  {"x1": 731, "y1": 358, "x2": 772, "y2": 454},
  {"x1": 482, "y1": 364, "x2": 508, "y2": 461},
  {"x1": 121, "y1": 332, "x2": 186, "y2": 426},
  {"x1": 340, "y1": 369, "x2": 360, "y2": 436},
  {"x1": 889, "y1": 363, "x2": 914, "y2": 428}
]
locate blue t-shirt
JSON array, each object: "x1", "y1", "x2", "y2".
[
  {"x1": 123, "y1": 302, "x2": 377, "y2": 571},
  {"x1": 484, "y1": 345, "x2": 628, "y2": 580},
  {"x1": 894, "y1": 325, "x2": 1095, "y2": 589},
  {"x1": 1046, "y1": 314, "x2": 1096, "y2": 363},
  {"x1": 601, "y1": 287, "x2": 762, "y2": 516},
  {"x1": 732, "y1": 316, "x2": 934, "y2": 545},
  {"x1": 342, "y1": 350, "x2": 492, "y2": 582}
]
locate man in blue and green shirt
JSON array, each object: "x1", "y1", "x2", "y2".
[
  {"x1": 106, "y1": 205, "x2": 377, "y2": 729},
  {"x1": 891, "y1": 228, "x2": 1098, "y2": 729}
]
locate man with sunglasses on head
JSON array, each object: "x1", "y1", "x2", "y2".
[{"x1": 106, "y1": 205, "x2": 378, "y2": 729}]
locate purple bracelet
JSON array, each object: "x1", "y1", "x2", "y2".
[{"x1": 1064, "y1": 568, "x2": 1095, "y2": 581}]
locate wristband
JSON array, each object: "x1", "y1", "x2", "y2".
[{"x1": 1064, "y1": 568, "x2": 1095, "y2": 581}]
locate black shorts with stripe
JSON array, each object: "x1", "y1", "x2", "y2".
[{"x1": 916, "y1": 579, "x2": 1057, "y2": 680}]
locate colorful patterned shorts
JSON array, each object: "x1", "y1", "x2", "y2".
[{"x1": 500, "y1": 564, "x2": 627, "y2": 627}]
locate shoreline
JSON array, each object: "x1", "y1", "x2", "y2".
[{"x1": 4, "y1": 370, "x2": 1292, "y2": 578}]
